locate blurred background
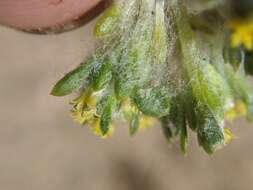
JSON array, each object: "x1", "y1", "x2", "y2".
[{"x1": 1, "y1": 17, "x2": 253, "y2": 190}]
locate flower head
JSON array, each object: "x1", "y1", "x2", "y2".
[{"x1": 229, "y1": 18, "x2": 253, "y2": 50}]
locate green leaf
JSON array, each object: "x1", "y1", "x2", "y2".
[
  {"x1": 171, "y1": 0, "x2": 232, "y2": 120},
  {"x1": 245, "y1": 51, "x2": 253, "y2": 76},
  {"x1": 100, "y1": 95, "x2": 118, "y2": 135},
  {"x1": 129, "y1": 114, "x2": 140, "y2": 136},
  {"x1": 224, "y1": 64, "x2": 253, "y2": 121},
  {"x1": 168, "y1": 94, "x2": 188, "y2": 154},
  {"x1": 192, "y1": 64, "x2": 232, "y2": 118},
  {"x1": 115, "y1": 50, "x2": 151, "y2": 98},
  {"x1": 51, "y1": 59, "x2": 93, "y2": 96},
  {"x1": 94, "y1": 4, "x2": 121, "y2": 38},
  {"x1": 133, "y1": 86, "x2": 171, "y2": 117},
  {"x1": 197, "y1": 106, "x2": 225, "y2": 154},
  {"x1": 184, "y1": 91, "x2": 198, "y2": 131},
  {"x1": 223, "y1": 46, "x2": 243, "y2": 71},
  {"x1": 180, "y1": 119, "x2": 188, "y2": 155},
  {"x1": 100, "y1": 107, "x2": 112, "y2": 135},
  {"x1": 115, "y1": 55, "x2": 150, "y2": 99},
  {"x1": 92, "y1": 58, "x2": 112, "y2": 91},
  {"x1": 152, "y1": 0, "x2": 167, "y2": 65},
  {"x1": 161, "y1": 116, "x2": 173, "y2": 143},
  {"x1": 169, "y1": 96, "x2": 184, "y2": 134},
  {"x1": 114, "y1": 1, "x2": 154, "y2": 99}
]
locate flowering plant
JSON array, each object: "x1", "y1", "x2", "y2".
[{"x1": 51, "y1": 0, "x2": 253, "y2": 154}]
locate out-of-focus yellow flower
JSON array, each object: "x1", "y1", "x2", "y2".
[
  {"x1": 224, "y1": 128, "x2": 236, "y2": 145},
  {"x1": 139, "y1": 116, "x2": 156, "y2": 129},
  {"x1": 225, "y1": 100, "x2": 248, "y2": 120},
  {"x1": 229, "y1": 19, "x2": 253, "y2": 50},
  {"x1": 122, "y1": 99, "x2": 157, "y2": 130},
  {"x1": 122, "y1": 99, "x2": 138, "y2": 113}
]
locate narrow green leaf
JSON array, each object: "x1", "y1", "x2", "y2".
[
  {"x1": 161, "y1": 117, "x2": 173, "y2": 143},
  {"x1": 223, "y1": 46, "x2": 243, "y2": 71},
  {"x1": 224, "y1": 64, "x2": 253, "y2": 121},
  {"x1": 169, "y1": 96, "x2": 184, "y2": 135},
  {"x1": 114, "y1": 1, "x2": 155, "y2": 99},
  {"x1": 100, "y1": 107, "x2": 112, "y2": 135},
  {"x1": 152, "y1": 0, "x2": 167, "y2": 65},
  {"x1": 129, "y1": 114, "x2": 140, "y2": 136},
  {"x1": 184, "y1": 90, "x2": 198, "y2": 131},
  {"x1": 115, "y1": 50, "x2": 151, "y2": 99},
  {"x1": 100, "y1": 95, "x2": 118, "y2": 135},
  {"x1": 94, "y1": 4, "x2": 121, "y2": 38},
  {"x1": 197, "y1": 106, "x2": 225, "y2": 154},
  {"x1": 245, "y1": 51, "x2": 253, "y2": 76},
  {"x1": 169, "y1": 94, "x2": 188, "y2": 154},
  {"x1": 171, "y1": 0, "x2": 232, "y2": 119},
  {"x1": 92, "y1": 58, "x2": 112, "y2": 91},
  {"x1": 180, "y1": 119, "x2": 188, "y2": 155},
  {"x1": 51, "y1": 59, "x2": 93, "y2": 96}
]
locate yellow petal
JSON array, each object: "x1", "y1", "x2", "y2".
[
  {"x1": 229, "y1": 18, "x2": 253, "y2": 50},
  {"x1": 225, "y1": 100, "x2": 248, "y2": 121},
  {"x1": 224, "y1": 128, "x2": 236, "y2": 145},
  {"x1": 139, "y1": 116, "x2": 156, "y2": 129}
]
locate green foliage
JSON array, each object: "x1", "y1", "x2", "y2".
[
  {"x1": 51, "y1": 59, "x2": 93, "y2": 96},
  {"x1": 92, "y1": 58, "x2": 112, "y2": 91},
  {"x1": 94, "y1": 4, "x2": 121, "y2": 38},
  {"x1": 161, "y1": 117, "x2": 174, "y2": 143},
  {"x1": 245, "y1": 51, "x2": 253, "y2": 75},
  {"x1": 99, "y1": 94, "x2": 118, "y2": 135},
  {"x1": 115, "y1": 1, "x2": 154, "y2": 99},
  {"x1": 52, "y1": 0, "x2": 253, "y2": 155},
  {"x1": 129, "y1": 113, "x2": 140, "y2": 136},
  {"x1": 197, "y1": 106, "x2": 225, "y2": 154},
  {"x1": 223, "y1": 46, "x2": 244, "y2": 71},
  {"x1": 180, "y1": 119, "x2": 188, "y2": 155},
  {"x1": 133, "y1": 86, "x2": 171, "y2": 117}
]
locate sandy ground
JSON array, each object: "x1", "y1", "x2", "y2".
[{"x1": 1, "y1": 19, "x2": 253, "y2": 190}]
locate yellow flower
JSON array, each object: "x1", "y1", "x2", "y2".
[
  {"x1": 122, "y1": 99, "x2": 157, "y2": 130},
  {"x1": 229, "y1": 18, "x2": 253, "y2": 50},
  {"x1": 224, "y1": 128, "x2": 236, "y2": 145},
  {"x1": 139, "y1": 116, "x2": 156, "y2": 129},
  {"x1": 70, "y1": 90, "x2": 114, "y2": 138},
  {"x1": 122, "y1": 99, "x2": 138, "y2": 113},
  {"x1": 225, "y1": 100, "x2": 248, "y2": 121},
  {"x1": 89, "y1": 118, "x2": 114, "y2": 138},
  {"x1": 70, "y1": 90, "x2": 97, "y2": 125},
  {"x1": 71, "y1": 108, "x2": 95, "y2": 125}
]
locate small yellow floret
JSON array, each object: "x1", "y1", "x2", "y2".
[
  {"x1": 225, "y1": 100, "x2": 248, "y2": 121},
  {"x1": 70, "y1": 91, "x2": 114, "y2": 138},
  {"x1": 229, "y1": 19, "x2": 253, "y2": 50},
  {"x1": 224, "y1": 128, "x2": 236, "y2": 145},
  {"x1": 70, "y1": 91, "x2": 97, "y2": 125},
  {"x1": 122, "y1": 99, "x2": 157, "y2": 130},
  {"x1": 139, "y1": 116, "x2": 156, "y2": 129}
]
